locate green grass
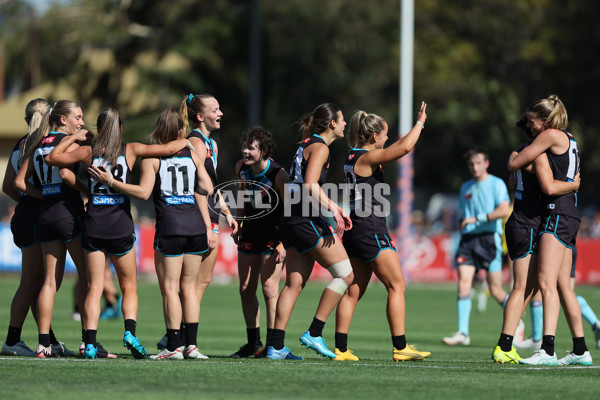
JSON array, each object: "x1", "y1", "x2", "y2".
[{"x1": 1, "y1": 275, "x2": 599, "y2": 399}]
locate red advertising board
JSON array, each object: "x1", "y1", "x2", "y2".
[{"x1": 136, "y1": 225, "x2": 600, "y2": 284}]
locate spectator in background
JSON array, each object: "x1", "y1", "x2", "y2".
[{"x1": 589, "y1": 211, "x2": 600, "y2": 238}]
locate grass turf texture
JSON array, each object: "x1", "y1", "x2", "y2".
[{"x1": 1, "y1": 276, "x2": 599, "y2": 399}]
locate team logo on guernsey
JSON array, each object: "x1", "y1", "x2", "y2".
[
  {"x1": 347, "y1": 154, "x2": 356, "y2": 161},
  {"x1": 239, "y1": 242, "x2": 253, "y2": 251},
  {"x1": 209, "y1": 180, "x2": 279, "y2": 221},
  {"x1": 41, "y1": 136, "x2": 56, "y2": 144}
]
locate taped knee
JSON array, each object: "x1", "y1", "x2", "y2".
[
  {"x1": 325, "y1": 259, "x2": 353, "y2": 295},
  {"x1": 327, "y1": 259, "x2": 352, "y2": 279},
  {"x1": 326, "y1": 278, "x2": 349, "y2": 295}
]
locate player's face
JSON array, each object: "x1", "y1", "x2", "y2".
[
  {"x1": 241, "y1": 140, "x2": 263, "y2": 165},
  {"x1": 467, "y1": 153, "x2": 489, "y2": 180},
  {"x1": 199, "y1": 98, "x2": 223, "y2": 132},
  {"x1": 373, "y1": 121, "x2": 389, "y2": 149},
  {"x1": 526, "y1": 111, "x2": 545, "y2": 136},
  {"x1": 332, "y1": 111, "x2": 346, "y2": 138},
  {"x1": 62, "y1": 107, "x2": 85, "y2": 134}
]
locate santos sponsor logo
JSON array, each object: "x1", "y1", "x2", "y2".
[
  {"x1": 209, "y1": 180, "x2": 279, "y2": 221},
  {"x1": 166, "y1": 196, "x2": 195, "y2": 205},
  {"x1": 92, "y1": 195, "x2": 126, "y2": 206},
  {"x1": 42, "y1": 184, "x2": 62, "y2": 196}
]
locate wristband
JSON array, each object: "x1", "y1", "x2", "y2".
[
  {"x1": 476, "y1": 213, "x2": 488, "y2": 223},
  {"x1": 225, "y1": 214, "x2": 233, "y2": 224},
  {"x1": 107, "y1": 177, "x2": 114, "y2": 188},
  {"x1": 416, "y1": 120, "x2": 425, "y2": 127}
]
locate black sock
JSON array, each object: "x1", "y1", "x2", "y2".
[
  {"x1": 541, "y1": 335, "x2": 555, "y2": 356},
  {"x1": 572, "y1": 337, "x2": 588, "y2": 356},
  {"x1": 270, "y1": 329, "x2": 285, "y2": 350},
  {"x1": 82, "y1": 329, "x2": 86, "y2": 343},
  {"x1": 498, "y1": 334, "x2": 513, "y2": 352},
  {"x1": 247, "y1": 327, "x2": 260, "y2": 345},
  {"x1": 124, "y1": 319, "x2": 137, "y2": 336},
  {"x1": 335, "y1": 332, "x2": 348, "y2": 352},
  {"x1": 392, "y1": 335, "x2": 407, "y2": 350},
  {"x1": 39, "y1": 333, "x2": 51, "y2": 348},
  {"x1": 166, "y1": 329, "x2": 180, "y2": 352},
  {"x1": 6, "y1": 326, "x2": 21, "y2": 346},
  {"x1": 49, "y1": 329, "x2": 58, "y2": 345},
  {"x1": 185, "y1": 323, "x2": 199, "y2": 347},
  {"x1": 266, "y1": 328, "x2": 274, "y2": 346},
  {"x1": 180, "y1": 323, "x2": 188, "y2": 348},
  {"x1": 308, "y1": 318, "x2": 325, "y2": 337},
  {"x1": 86, "y1": 330, "x2": 97, "y2": 347}
]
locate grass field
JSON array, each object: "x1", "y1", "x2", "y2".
[{"x1": 1, "y1": 275, "x2": 599, "y2": 399}]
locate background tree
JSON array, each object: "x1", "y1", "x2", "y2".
[{"x1": 2, "y1": 0, "x2": 599, "y2": 218}]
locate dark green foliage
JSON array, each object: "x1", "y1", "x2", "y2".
[{"x1": 2, "y1": 0, "x2": 600, "y2": 209}]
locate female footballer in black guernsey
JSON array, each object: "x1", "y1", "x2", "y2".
[
  {"x1": 14, "y1": 100, "x2": 90, "y2": 358},
  {"x1": 46, "y1": 108, "x2": 192, "y2": 359},
  {"x1": 265, "y1": 103, "x2": 354, "y2": 360},
  {"x1": 509, "y1": 95, "x2": 591, "y2": 365},
  {"x1": 178, "y1": 94, "x2": 237, "y2": 354},
  {"x1": 492, "y1": 114, "x2": 581, "y2": 363},
  {"x1": 333, "y1": 103, "x2": 431, "y2": 362},
  {"x1": 90, "y1": 109, "x2": 214, "y2": 360},
  {"x1": 230, "y1": 126, "x2": 288, "y2": 358},
  {"x1": 2, "y1": 99, "x2": 71, "y2": 357}
]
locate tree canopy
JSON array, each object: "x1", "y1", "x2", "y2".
[{"x1": 2, "y1": 0, "x2": 599, "y2": 214}]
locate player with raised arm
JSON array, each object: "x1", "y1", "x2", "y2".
[{"x1": 334, "y1": 103, "x2": 431, "y2": 362}]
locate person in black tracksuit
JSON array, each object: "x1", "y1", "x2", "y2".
[{"x1": 333, "y1": 103, "x2": 430, "y2": 362}]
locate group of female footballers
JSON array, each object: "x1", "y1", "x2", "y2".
[{"x1": 1, "y1": 93, "x2": 589, "y2": 365}]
